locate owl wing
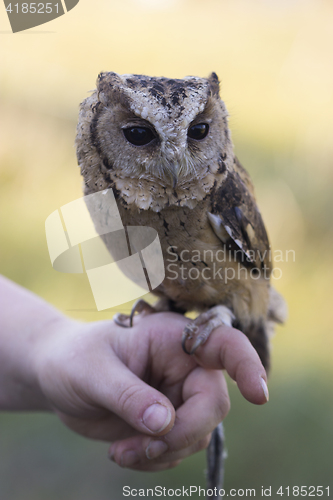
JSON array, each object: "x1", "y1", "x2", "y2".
[{"x1": 208, "y1": 157, "x2": 272, "y2": 273}]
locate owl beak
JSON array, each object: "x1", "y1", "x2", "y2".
[
  {"x1": 168, "y1": 165, "x2": 179, "y2": 188},
  {"x1": 171, "y1": 171, "x2": 178, "y2": 188}
]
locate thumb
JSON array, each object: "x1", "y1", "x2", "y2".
[{"x1": 83, "y1": 355, "x2": 175, "y2": 436}]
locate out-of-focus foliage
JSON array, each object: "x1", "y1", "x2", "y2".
[{"x1": 0, "y1": 1, "x2": 332, "y2": 498}]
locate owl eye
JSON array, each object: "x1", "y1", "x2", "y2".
[
  {"x1": 123, "y1": 127, "x2": 156, "y2": 146},
  {"x1": 188, "y1": 123, "x2": 209, "y2": 140}
]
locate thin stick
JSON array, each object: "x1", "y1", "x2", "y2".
[{"x1": 206, "y1": 422, "x2": 225, "y2": 500}]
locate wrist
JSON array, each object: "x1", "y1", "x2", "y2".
[
  {"x1": 0, "y1": 276, "x2": 74, "y2": 411},
  {"x1": 30, "y1": 313, "x2": 78, "y2": 412}
]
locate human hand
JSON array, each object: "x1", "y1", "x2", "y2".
[{"x1": 33, "y1": 310, "x2": 268, "y2": 471}]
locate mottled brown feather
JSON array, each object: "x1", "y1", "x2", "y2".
[{"x1": 76, "y1": 71, "x2": 287, "y2": 370}]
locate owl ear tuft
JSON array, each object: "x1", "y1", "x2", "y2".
[
  {"x1": 96, "y1": 72, "x2": 131, "y2": 108},
  {"x1": 208, "y1": 72, "x2": 220, "y2": 97}
]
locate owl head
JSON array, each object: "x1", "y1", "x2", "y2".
[{"x1": 76, "y1": 72, "x2": 234, "y2": 211}]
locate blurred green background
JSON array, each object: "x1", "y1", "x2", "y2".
[{"x1": 0, "y1": 0, "x2": 332, "y2": 498}]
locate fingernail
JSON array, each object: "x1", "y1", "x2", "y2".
[
  {"x1": 261, "y1": 377, "x2": 269, "y2": 402},
  {"x1": 143, "y1": 403, "x2": 172, "y2": 433},
  {"x1": 146, "y1": 440, "x2": 168, "y2": 460},
  {"x1": 120, "y1": 450, "x2": 140, "y2": 467}
]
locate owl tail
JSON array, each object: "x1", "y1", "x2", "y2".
[{"x1": 206, "y1": 422, "x2": 225, "y2": 500}]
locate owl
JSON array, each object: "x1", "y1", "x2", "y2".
[
  {"x1": 75, "y1": 71, "x2": 287, "y2": 494},
  {"x1": 75, "y1": 71, "x2": 286, "y2": 370}
]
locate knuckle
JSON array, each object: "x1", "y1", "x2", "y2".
[
  {"x1": 179, "y1": 428, "x2": 197, "y2": 449},
  {"x1": 215, "y1": 395, "x2": 230, "y2": 421},
  {"x1": 117, "y1": 384, "x2": 143, "y2": 414},
  {"x1": 198, "y1": 434, "x2": 211, "y2": 451}
]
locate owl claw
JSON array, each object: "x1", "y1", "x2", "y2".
[
  {"x1": 113, "y1": 299, "x2": 155, "y2": 328},
  {"x1": 181, "y1": 305, "x2": 235, "y2": 355},
  {"x1": 182, "y1": 324, "x2": 211, "y2": 355},
  {"x1": 189, "y1": 335, "x2": 206, "y2": 354},
  {"x1": 113, "y1": 312, "x2": 132, "y2": 328},
  {"x1": 182, "y1": 323, "x2": 199, "y2": 354},
  {"x1": 183, "y1": 323, "x2": 199, "y2": 338}
]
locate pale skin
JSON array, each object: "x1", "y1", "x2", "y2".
[{"x1": 0, "y1": 274, "x2": 269, "y2": 471}]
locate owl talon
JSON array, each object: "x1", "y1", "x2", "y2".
[
  {"x1": 181, "y1": 327, "x2": 214, "y2": 355},
  {"x1": 113, "y1": 312, "x2": 132, "y2": 328},
  {"x1": 182, "y1": 332, "x2": 192, "y2": 354},
  {"x1": 183, "y1": 323, "x2": 199, "y2": 338},
  {"x1": 182, "y1": 305, "x2": 235, "y2": 355},
  {"x1": 129, "y1": 299, "x2": 155, "y2": 326},
  {"x1": 113, "y1": 299, "x2": 155, "y2": 328},
  {"x1": 181, "y1": 323, "x2": 200, "y2": 354},
  {"x1": 189, "y1": 335, "x2": 207, "y2": 354}
]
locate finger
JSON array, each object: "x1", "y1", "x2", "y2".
[
  {"x1": 109, "y1": 434, "x2": 210, "y2": 468},
  {"x1": 109, "y1": 367, "x2": 228, "y2": 465},
  {"x1": 79, "y1": 354, "x2": 176, "y2": 437},
  {"x1": 163, "y1": 367, "x2": 229, "y2": 450},
  {"x1": 56, "y1": 411, "x2": 138, "y2": 441},
  {"x1": 122, "y1": 460, "x2": 183, "y2": 472},
  {"x1": 192, "y1": 325, "x2": 269, "y2": 404}
]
